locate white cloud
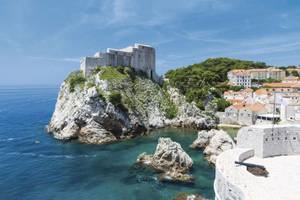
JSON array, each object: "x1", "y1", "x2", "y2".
[
  {"x1": 28, "y1": 56, "x2": 79, "y2": 62},
  {"x1": 175, "y1": 30, "x2": 230, "y2": 44}
]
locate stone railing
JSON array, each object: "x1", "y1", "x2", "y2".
[{"x1": 214, "y1": 148, "x2": 254, "y2": 200}]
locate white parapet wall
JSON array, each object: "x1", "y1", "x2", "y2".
[
  {"x1": 237, "y1": 124, "x2": 300, "y2": 158},
  {"x1": 214, "y1": 148, "x2": 254, "y2": 200},
  {"x1": 214, "y1": 124, "x2": 300, "y2": 200}
]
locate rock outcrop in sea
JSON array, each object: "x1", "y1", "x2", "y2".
[
  {"x1": 191, "y1": 129, "x2": 235, "y2": 164},
  {"x1": 137, "y1": 137, "x2": 194, "y2": 183},
  {"x1": 47, "y1": 67, "x2": 217, "y2": 144},
  {"x1": 173, "y1": 193, "x2": 204, "y2": 200}
]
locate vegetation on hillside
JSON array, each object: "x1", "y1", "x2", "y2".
[
  {"x1": 252, "y1": 78, "x2": 281, "y2": 84},
  {"x1": 65, "y1": 71, "x2": 86, "y2": 92},
  {"x1": 108, "y1": 91, "x2": 128, "y2": 112},
  {"x1": 78, "y1": 66, "x2": 178, "y2": 119},
  {"x1": 290, "y1": 70, "x2": 300, "y2": 77},
  {"x1": 212, "y1": 98, "x2": 232, "y2": 112},
  {"x1": 165, "y1": 57, "x2": 267, "y2": 111}
]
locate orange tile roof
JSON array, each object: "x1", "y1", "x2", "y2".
[
  {"x1": 228, "y1": 102, "x2": 267, "y2": 113},
  {"x1": 284, "y1": 76, "x2": 299, "y2": 80},
  {"x1": 248, "y1": 102, "x2": 266, "y2": 112},
  {"x1": 224, "y1": 88, "x2": 253, "y2": 96},
  {"x1": 228, "y1": 99, "x2": 245, "y2": 104},
  {"x1": 229, "y1": 69, "x2": 250, "y2": 76},
  {"x1": 291, "y1": 83, "x2": 300, "y2": 88},
  {"x1": 254, "y1": 88, "x2": 268, "y2": 95},
  {"x1": 263, "y1": 82, "x2": 298, "y2": 88},
  {"x1": 247, "y1": 67, "x2": 283, "y2": 72},
  {"x1": 283, "y1": 93, "x2": 300, "y2": 97},
  {"x1": 244, "y1": 88, "x2": 253, "y2": 93},
  {"x1": 232, "y1": 104, "x2": 246, "y2": 109}
]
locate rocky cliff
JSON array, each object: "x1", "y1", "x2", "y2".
[{"x1": 47, "y1": 66, "x2": 217, "y2": 144}]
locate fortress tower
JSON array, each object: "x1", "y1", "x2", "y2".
[{"x1": 80, "y1": 43, "x2": 161, "y2": 83}]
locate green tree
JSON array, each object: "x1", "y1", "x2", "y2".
[
  {"x1": 291, "y1": 70, "x2": 300, "y2": 77},
  {"x1": 108, "y1": 92, "x2": 128, "y2": 112},
  {"x1": 165, "y1": 57, "x2": 267, "y2": 109},
  {"x1": 213, "y1": 98, "x2": 232, "y2": 112}
]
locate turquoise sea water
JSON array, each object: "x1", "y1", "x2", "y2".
[{"x1": 0, "y1": 86, "x2": 215, "y2": 200}]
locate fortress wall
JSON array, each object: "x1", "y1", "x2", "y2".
[
  {"x1": 214, "y1": 169, "x2": 245, "y2": 200},
  {"x1": 215, "y1": 125, "x2": 300, "y2": 200},
  {"x1": 237, "y1": 125, "x2": 300, "y2": 158},
  {"x1": 237, "y1": 127, "x2": 264, "y2": 157},
  {"x1": 262, "y1": 126, "x2": 300, "y2": 157},
  {"x1": 80, "y1": 57, "x2": 107, "y2": 77},
  {"x1": 80, "y1": 44, "x2": 161, "y2": 83},
  {"x1": 131, "y1": 45, "x2": 155, "y2": 72},
  {"x1": 214, "y1": 149, "x2": 252, "y2": 200}
]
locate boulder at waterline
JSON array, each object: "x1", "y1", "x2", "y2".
[
  {"x1": 137, "y1": 137, "x2": 194, "y2": 183},
  {"x1": 191, "y1": 129, "x2": 235, "y2": 165},
  {"x1": 173, "y1": 193, "x2": 203, "y2": 200}
]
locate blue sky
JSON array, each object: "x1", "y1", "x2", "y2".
[{"x1": 1, "y1": 0, "x2": 300, "y2": 85}]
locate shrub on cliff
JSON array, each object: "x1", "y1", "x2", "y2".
[
  {"x1": 213, "y1": 98, "x2": 231, "y2": 112},
  {"x1": 66, "y1": 71, "x2": 86, "y2": 92},
  {"x1": 108, "y1": 92, "x2": 128, "y2": 112}
]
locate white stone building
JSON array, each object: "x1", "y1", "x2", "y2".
[
  {"x1": 80, "y1": 43, "x2": 161, "y2": 83},
  {"x1": 248, "y1": 67, "x2": 286, "y2": 80},
  {"x1": 224, "y1": 88, "x2": 253, "y2": 104},
  {"x1": 227, "y1": 70, "x2": 251, "y2": 88},
  {"x1": 221, "y1": 103, "x2": 268, "y2": 126},
  {"x1": 280, "y1": 100, "x2": 300, "y2": 123}
]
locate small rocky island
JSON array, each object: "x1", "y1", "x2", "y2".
[
  {"x1": 191, "y1": 129, "x2": 235, "y2": 164},
  {"x1": 137, "y1": 137, "x2": 194, "y2": 183},
  {"x1": 47, "y1": 44, "x2": 217, "y2": 144}
]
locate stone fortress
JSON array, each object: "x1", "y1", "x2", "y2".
[
  {"x1": 80, "y1": 43, "x2": 161, "y2": 83},
  {"x1": 215, "y1": 124, "x2": 300, "y2": 200}
]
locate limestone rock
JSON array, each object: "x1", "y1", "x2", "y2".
[
  {"x1": 190, "y1": 129, "x2": 218, "y2": 149},
  {"x1": 137, "y1": 137, "x2": 194, "y2": 183},
  {"x1": 190, "y1": 129, "x2": 234, "y2": 164},
  {"x1": 173, "y1": 193, "x2": 203, "y2": 200},
  {"x1": 203, "y1": 130, "x2": 235, "y2": 164},
  {"x1": 47, "y1": 68, "x2": 217, "y2": 144}
]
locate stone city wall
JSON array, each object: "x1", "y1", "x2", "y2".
[
  {"x1": 237, "y1": 125, "x2": 300, "y2": 158},
  {"x1": 214, "y1": 149, "x2": 253, "y2": 200}
]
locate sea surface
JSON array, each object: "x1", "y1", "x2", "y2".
[{"x1": 0, "y1": 86, "x2": 219, "y2": 200}]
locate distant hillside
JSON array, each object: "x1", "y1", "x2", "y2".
[{"x1": 165, "y1": 57, "x2": 268, "y2": 110}]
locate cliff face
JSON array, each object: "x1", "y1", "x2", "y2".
[{"x1": 47, "y1": 66, "x2": 217, "y2": 144}]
